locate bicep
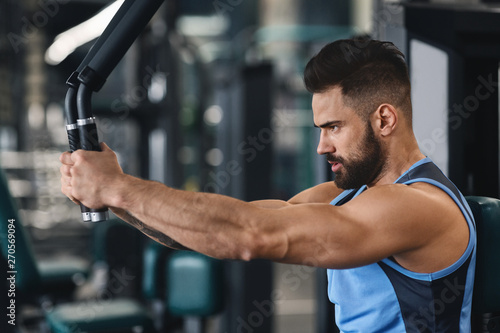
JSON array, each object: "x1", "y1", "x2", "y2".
[{"x1": 262, "y1": 185, "x2": 439, "y2": 269}]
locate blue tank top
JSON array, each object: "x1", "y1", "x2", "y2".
[{"x1": 327, "y1": 157, "x2": 476, "y2": 332}]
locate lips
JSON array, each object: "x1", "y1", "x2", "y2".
[
  {"x1": 330, "y1": 161, "x2": 342, "y2": 173},
  {"x1": 326, "y1": 154, "x2": 343, "y2": 173}
]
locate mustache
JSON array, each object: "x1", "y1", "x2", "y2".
[{"x1": 326, "y1": 153, "x2": 344, "y2": 164}]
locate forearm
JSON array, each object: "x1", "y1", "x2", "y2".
[
  {"x1": 107, "y1": 175, "x2": 287, "y2": 261},
  {"x1": 111, "y1": 208, "x2": 191, "y2": 251}
]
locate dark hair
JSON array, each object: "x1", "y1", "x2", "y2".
[{"x1": 304, "y1": 38, "x2": 412, "y2": 124}]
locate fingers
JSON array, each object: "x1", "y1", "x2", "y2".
[
  {"x1": 60, "y1": 163, "x2": 71, "y2": 177},
  {"x1": 100, "y1": 142, "x2": 111, "y2": 151},
  {"x1": 69, "y1": 197, "x2": 81, "y2": 206},
  {"x1": 69, "y1": 143, "x2": 115, "y2": 164},
  {"x1": 59, "y1": 151, "x2": 74, "y2": 165},
  {"x1": 100, "y1": 142, "x2": 119, "y2": 162},
  {"x1": 58, "y1": 142, "x2": 117, "y2": 209},
  {"x1": 60, "y1": 151, "x2": 77, "y2": 204},
  {"x1": 60, "y1": 173, "x2": 79, "y2": 205}
]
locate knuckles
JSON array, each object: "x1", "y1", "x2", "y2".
[
  {"x1": 71, "y1": 150, "x2": 85, "y2": 163},
  {"x1": 59, "y1": 146, "x2": 114, "y2": 209},
  {"x1": 60, "y1": 164, "x2": 71, "y2": 177}
]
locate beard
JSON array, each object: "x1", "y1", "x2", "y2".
[{"x1": 328, "y1": 124, "x2": 386, "y2": 190}]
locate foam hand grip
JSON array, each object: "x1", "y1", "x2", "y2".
[{"x1": 75, "y1": 117, "x2": 108, "y2": 222}]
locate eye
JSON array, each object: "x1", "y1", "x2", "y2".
[{"x1": 329, "y1": 125, "x2": 339, "y2": 133}]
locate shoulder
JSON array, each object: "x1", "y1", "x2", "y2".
[
  {"x1": 351, "y1": 181, "x2": 458, "y2": 208},
  {"x1": 344, "y1": 182, "x2": 463, "y2": 225},
  {"x1": 337, "y1": 182, "x2": 464, "y2": 247},
  {"x1": 343, "y1": 182, "x2": 469, "y2": 272}
]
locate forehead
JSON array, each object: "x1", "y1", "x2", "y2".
[{"x1": 311, "y1": 86, "x2": 358, "y2": 126}]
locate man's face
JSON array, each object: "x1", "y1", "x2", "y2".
[{"x1": 312, "y1": 87, "x2": 386, "y2": 189}]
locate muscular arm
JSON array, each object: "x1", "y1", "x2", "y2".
[
  {"x1": 106, "y1": 177, "x2": 458, "y2": 268},
  {"x1": 60, "y1": 144, "x2": 468, "y2": 271}
]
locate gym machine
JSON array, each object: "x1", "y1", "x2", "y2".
[{"x1": 63, "y1": 0, "x2": 165, "y2": 222}]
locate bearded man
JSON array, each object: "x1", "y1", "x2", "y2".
[{"x1": 60, "y1": 38, "x2": 476, "y2": 332}]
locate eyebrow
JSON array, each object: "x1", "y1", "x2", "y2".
[{"x1": 313, "y1": 120, "x2": 344, "y2": 128}]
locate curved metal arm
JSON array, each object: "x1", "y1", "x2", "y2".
[{"x1": 63, "y1": 0, "x2": 165, "y2": 223}]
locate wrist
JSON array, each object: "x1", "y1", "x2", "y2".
[{"x1": 105, "y1": 173, "x2": 138, "y2": 210}]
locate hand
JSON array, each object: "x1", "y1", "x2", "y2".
[{"x1": 59, "y1": 142, "x2": 124, "y2": 209}]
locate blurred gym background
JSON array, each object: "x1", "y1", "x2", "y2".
[{"x1": 1, "y1": 0, "x2": 499, "y2": 332}]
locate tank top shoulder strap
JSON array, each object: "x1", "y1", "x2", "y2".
[{"x1": 394, "y1": 157, "x2": 473, "y2": 224}]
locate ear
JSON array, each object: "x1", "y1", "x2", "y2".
[{"x1": 372, "y1": 104, "x2": 398, "y2": 136}]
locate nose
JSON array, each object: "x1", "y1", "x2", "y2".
[{"x1": 316, "y1": 130, "x2": 335, "y2": 156}]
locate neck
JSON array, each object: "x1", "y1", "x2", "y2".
[{"x1": 368, "y1": 135, "x2": 425, "y2": 187}]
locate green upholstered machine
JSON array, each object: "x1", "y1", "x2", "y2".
[
  {"x1": 44, "y1": 241, "x2": 156, "y2": 333},
  {"x1": 0, "y1": 168, "x2": 88, "y2": 297},
  {"x1": 0, "y1": 167, "x2": 155, "y2": 332},
  {"x1": 166, "y1": 251, "x2": 225, "y2": 333},
  {"x1": 1, "y1": 166, "x2": 227, "y2": 332},
  {"x1": 46, "y1": 243, "x2": 227, "y2": 333},
  {"x1": 467, "y1": 196, "x2": 500, "y2": 332}
]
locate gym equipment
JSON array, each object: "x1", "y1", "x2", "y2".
[
  {"x1": 63, "y1": 0, "x2": 165, "y2": 222},
  {"x1": 43, "y1": 224, "x2": 162, "y2": 333},
  {"x1": 0, "y1": 168, "x2": 89, "y2": 298},
  {"x1": 0, "y1": 166, "x2": 156, "y2": 331},
  {"x1": 467, "y1": 196, "x2": 500, "y2": 332},
  {"x1": 166, "y1": 250, "x2": 225, "y2": 333}
]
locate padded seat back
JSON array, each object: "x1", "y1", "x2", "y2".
[
  {"x1": 466, "y1": 196, "x2": 500, "y2": 314},
  {"x1": 166, "y1": 251, "x2": 224, "y2": 317},
  {"x1": 142, "y1": 240, "x2": 171, "y2": 300},
  {"x1": 0, "y1": 168, "x2": 41, "y2": 293}
]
